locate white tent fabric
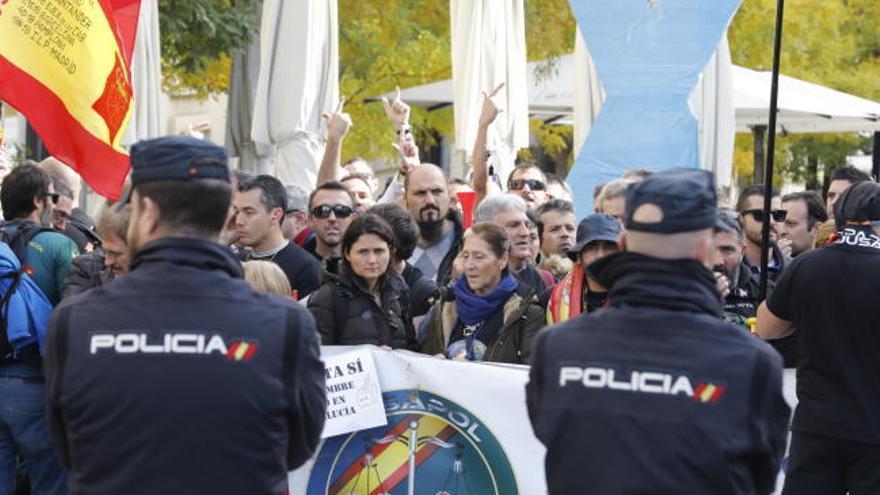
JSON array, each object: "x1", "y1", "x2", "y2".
[
  {"x1": 122, "y1": 0, "x2": 162, "y2": 145},
  {"x1": 733, "y1": 66, "x2": 880, "y2": 133},
  {"x1": 226, "y1": 0, "x2": 275, "y2": 175},
  {"x1": 252, "y1": 0, "x2": 339, "y2": 189},
  {"x1": 451, "y1": 0, "x2": 529, "y2": 183},
  {"x1": 390, "y1": 56, "x2": 880, "y2": 135},
  {"x1": 573, "y1": 25, "x2": 604, "y2": 159},
  {"x1": 691, "y1": 37, "x2": 735, "y2": 188}
]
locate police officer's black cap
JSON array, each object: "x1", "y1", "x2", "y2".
[
  {"x1": 625, "y1": 169, "x2": 717, "y2": 233},
  {"x1": 568, "y1": 214, "x2": 622, "y2": 261},
  {"x1": 118, "y1": 136, "x2": 229, "y2": 208},
  {"x1": 834, "y1": 180, "x2": 880, "y2": 229}
]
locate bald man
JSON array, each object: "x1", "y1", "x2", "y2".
[{"x1": 404, "y1": 164, "x2": 463, "y2": 285}]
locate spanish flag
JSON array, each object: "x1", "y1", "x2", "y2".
[{"x1": 0, "y1": 0, "x2": 141, "y2": 200}]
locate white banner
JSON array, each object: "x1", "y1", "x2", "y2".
[
  {"x1": 290, "y1": 347, "x2": 798, "y2": 495},
  {"x1": 321, "y1": 349, "x2": 386, "y2": 438},
  {"x1": 290, "y1": 346, "x2": 545, "y2": 494}
]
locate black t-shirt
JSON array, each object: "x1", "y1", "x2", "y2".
[
  {"x1": 252, "y1": 242, "x2": 320, "y2": 298},
  {"x1": 767, "y1": 228, "x2": 880, "y2": 444}
]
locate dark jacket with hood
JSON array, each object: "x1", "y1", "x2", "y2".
[
  {"x1": 44, "y1": 237, "x2": 326, "y2": 495},
  {"x1": 308, "y1": 257, "x2": 416, "y2": 349},
  {"x1": 527, "y1": 252, "x2": 790, "y2": 495}
]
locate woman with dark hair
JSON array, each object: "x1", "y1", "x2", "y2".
[
  {"x1": 369, "y1": 203, "x2": 439, "y2": 318},
  {"x1": 421, "y1": 222, "x2": 544, "y2": 364},
  {"x1": 307, "y1": 214, "x2": 415, "y2": 348}
]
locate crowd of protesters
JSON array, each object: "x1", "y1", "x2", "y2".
[{"x1": 0, "y1": 85, "x2": 877, "y2": 494}]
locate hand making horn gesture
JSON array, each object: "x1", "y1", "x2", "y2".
[
  {"x1": 322, "y1": 97, "x2": 352, "y2": 141},
  {"x1": 381, "y1": 86, "x2": 411, "y2": 130},
  {"x1": 391, "y1": 139, "x2": 420, "y2": 177},
  {"x1": 479, "y1": 82, "x2": 505, "y2": 128}
]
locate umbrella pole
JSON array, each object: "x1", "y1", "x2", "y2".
[
  {"x1": 759, "y1": 0, "x2": 786, "y2": 301},
  {"x1": 753, "y1": 125, "x2": 767, "y2": 185}
]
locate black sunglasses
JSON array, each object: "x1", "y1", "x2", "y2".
[
  {"x1": 310, "y1": 204, "x2": 354, "y2": 219},
  {"x1": 741, "y1": 208, "x2": 787, "y2": 222},
  {"x1": 510, "y1": 179, "x2": 546, "y2": 191},
  {"x1": 46, "y1": 193, "x2": 59, "y2": 204}
]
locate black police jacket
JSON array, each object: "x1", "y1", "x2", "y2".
[
  {"x1": 527, "y1": 252, "x2": 790, "y2": 495},
  {"x1": 44, "y1": 237, "x2": 326, "y2": 495}
]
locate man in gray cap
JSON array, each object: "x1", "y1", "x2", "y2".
[
  {"x1": 546, "y1": 213, "x2": 621, "y2": 324},
  {"x1": 44, "y1": 136, "x2": 326, "y2": 494},
  {"x1": 527, "y1": 169, "x2": 789, "y2": 494},
  {"x1": 758, "y1": 180, "x2": 880, "y2": 494}
]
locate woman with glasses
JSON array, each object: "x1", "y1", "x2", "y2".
[
  {"x1": 307, "y1": 214, "x2": 416, "y2": 349},
  {"x1": 421, "y1": 222, "x2": 544, "y2": 364}
]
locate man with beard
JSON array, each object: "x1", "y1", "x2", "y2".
[
  {"x1": 406, "y1": 164, "x2": 463, "y2": 285},
  {"x1": 736, "y1": 185, "x2": 791, "y2": 284},
  {"x1": 44, "y1": 136, "x2": 326, "y2": 494},
  {"x1": 528, "y1": 169, "x2": 789, "y2": 494},
  {"x1": 234, "y1": 175, "x2": 320, "y2": 297},
  {"x1": 0, "y1": 164, "x2": 78, "y2": 493},
  {"x1": 305, "y1": 181, "x2": 357, "y2": 261},
  {"x1": 713, "y1": 208, "x2": 762, "y2": 322}
]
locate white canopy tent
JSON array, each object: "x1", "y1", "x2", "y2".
[
  {"x1": 383, "y1": 54, "x2": 880, "y2": 133},
  {"x1": 379, "y1": 54, "x2": 880, "y2": 184},
  {"x1": 733, "y1": 66, "x2": 880, "y2": 133}
]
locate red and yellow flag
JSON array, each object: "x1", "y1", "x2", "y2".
[{"x1": 0, "y1": 0, "x2": 141, "y2": 199}]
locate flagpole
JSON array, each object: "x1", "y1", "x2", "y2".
[{"x1": 759, "y1": 0, "x2": 785, "y2": 301}]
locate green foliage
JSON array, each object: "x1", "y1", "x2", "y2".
[
  {"x1": 337, "y1": 0, "x2": 451, "y2": 161},
  {"x1": 729, "y1": 0, "x2": 880, "y2": 187},
  {"x1": 157, "y1": 0, "x2": 878, "y2": 183},
  {"x1": 157, "y1": 0, "x2": 578, "y2": 169},
  {"x1": 159, "y1": 0, "x2": 257, "y2": 95}
]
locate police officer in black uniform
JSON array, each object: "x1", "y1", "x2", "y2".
[
  {"x1": 527, "y1": 169, "x2": 790, "y2": 494},
  {"x1": 44, "y1": 137, "x2": 327, "y2": 494},
  {"x1": 758, "y1": 180, "x2": 880, "y2": 494}
]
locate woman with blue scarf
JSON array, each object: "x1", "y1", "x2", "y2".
[{"x1": 421, "y1": 222, "x2": 544, "y2": 364}]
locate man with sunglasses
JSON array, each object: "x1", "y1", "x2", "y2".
[
  {"x1": 736, "y1": 185, "x2": 791, "y2": 284},
  {"x1": 507, "y1": 163, "x2": 549, "y2": 209},
  {"x1": 0, "y1": 164, "x2": 79, "y2": 305},
  {"x1": 0, "y1": 164, "x2": 78, "y2": 493},
  {"x1": 235, "y1": 175, "x2": 320, "y2": 298},
  {"x1": 306, "y1": 181, "x2": 357, "y2": 261}
]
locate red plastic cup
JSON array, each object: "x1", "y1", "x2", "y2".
[{"x1": 457, "y1": 191, "x2": 477, "y2": 229}]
